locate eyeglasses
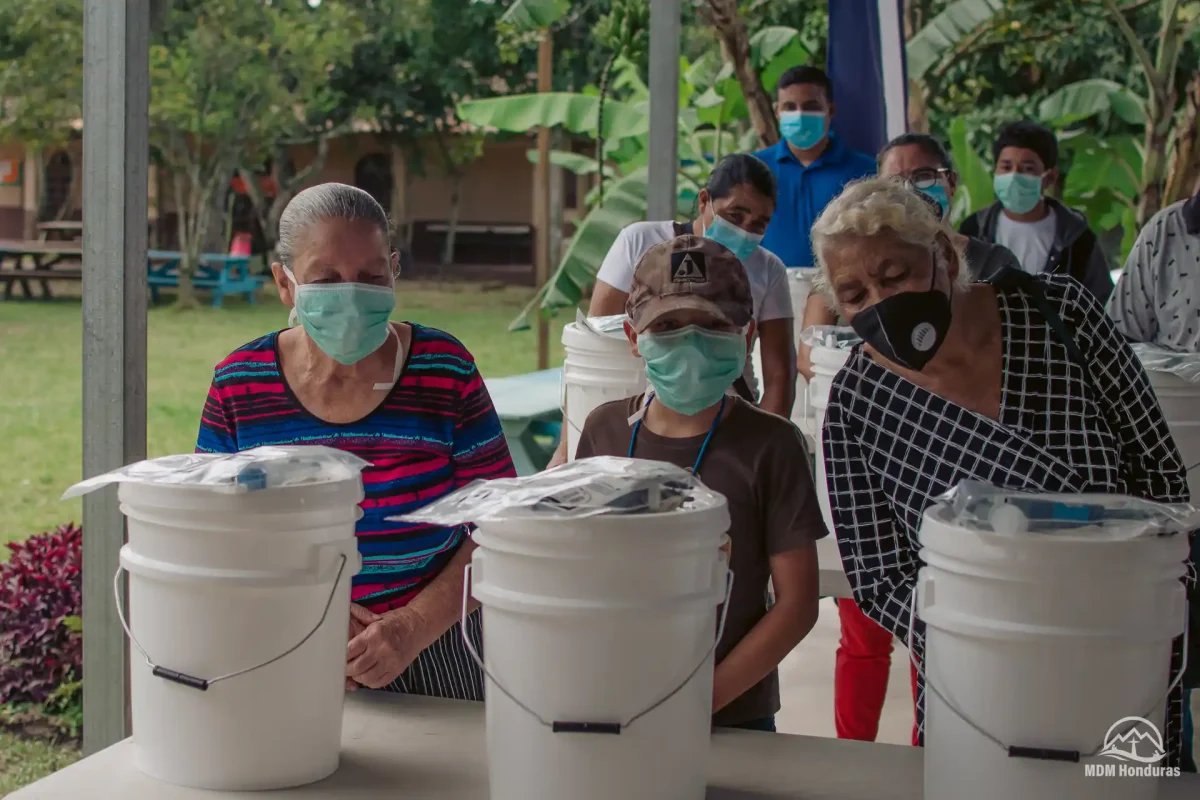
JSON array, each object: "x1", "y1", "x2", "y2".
[{"x1": 904, "y1": 167, "x2": 950, "y2": 190}]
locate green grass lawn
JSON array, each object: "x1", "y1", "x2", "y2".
[
  {"x1": 0, "y1": 282, "x2": 569, "y2": 546},
  {"x1": 0, "y1": 732, "x2": 78, "y2": 798}
]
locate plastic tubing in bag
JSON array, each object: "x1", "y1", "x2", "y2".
[
  {"x1": 61, "y1": 445, "x2": 370, "y2": 499},
  {"x1": 799, "y1": 325, "x2": 861, "y2": 350},
  {"x1": 934, "y1": 480, "x2": 1200, "y2": 540},
  {"x1": 391, "y1": 456, "x2": 723, "y2": 526},
  {"x1": 1131, "y1": 343, "x2": 1200, "y2": 384}
]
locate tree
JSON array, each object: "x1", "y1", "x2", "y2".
[
  {"x1": 333, "y1": 0, "x2": 548, "y2": 268},
  {"x1": 234, "y1": 1, "x2": 364, "y2": 265},
  {"x1": 697, "y1": 0, "x2": 779, "y2": 148},
  {"x1": 1099, "y1": 0, "x2": 1200, "y2": 222},
  {"x1": 150, "y1": 0, "x2": 359, "y2": 307},
  {"x1": 0, "y1": 1, "x2": 84, "y2": 221}
]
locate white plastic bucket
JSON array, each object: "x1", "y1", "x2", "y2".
[
  {"x1": 467, "y1": 501, "x2": 730, "y2": 800},
  {"x1": 788, "y1": 268, "x2": 821, "y2": 434},
  {"x1": 810, "y1": 344, "x2": 853, "y2": 598},
  {"x1": 916, "y1": 503, "x2": 1190, "y2": 800},
  {"x1": 1146, "y1": 369, "x2": 1200, "y2": 501},
  {"x1": 562, "y1": 322, "x2": 646, "y2": 461},
  {"x1": 116, "y1": 479, "x2": 364, "y2": 790}
]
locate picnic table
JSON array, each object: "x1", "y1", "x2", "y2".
[
  {"x1": 0, "y1": 239, "x2": 83, "y2": 299},
  {"x1": 484, "y1": 367, "x2": 563, "y2": 476},
  {"x1": 147, "y1": 250, "x2": 265, "y2": 308},
  {"x1": 37, "y1": 220, "x2": 84, "y2": 241},
  {"x1": 9, "y1": 691, "x2": 1197, "y2": 799}
]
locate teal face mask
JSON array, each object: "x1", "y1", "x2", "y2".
[
  {"x1": 703, "y1": 214, "x2": 763, "y2": 262},
  {"x1": 638, "y1": 326, "x2": 748, "y2": 416},
  {"x1": 993, "y1": 172, "x2": 1044, "y2": 215},
  {"x1": 284, "y1": 267, "x2": 396, "y2": 365},
  {"x1": 918, "y1": 183, "x2": 951, "y2": 219},
  {"x1": 779, "y1": 111, "x2": 827, "y2": 150}
]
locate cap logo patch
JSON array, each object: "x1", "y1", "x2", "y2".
[{"x1": 670, "y1": 251, "x2": 707, "y2": 283}]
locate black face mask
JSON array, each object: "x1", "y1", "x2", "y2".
[{"x1": 850, "y1": 267, "x2": 953, "y2": 372}]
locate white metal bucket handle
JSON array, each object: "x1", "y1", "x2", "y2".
[
  {"x1": 907, "y1": 576, "x2": 1189, "y2": 763},
  {"x1": 460, "y1": 562, "x2": 734, "y2": 735},
  {"x1": 114, "y1": 552, "x2": 348, "y2": 692}
]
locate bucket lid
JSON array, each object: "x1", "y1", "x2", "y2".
[
  {"x1": 63, "y1": 445, "x2": 369, "y2": 500},
  {"x1": 919, "y1": 503, "x2": 1193, "y2": 565},
  {"x1": 390, "y1": 456, "x2": 726, "y2": 526}
]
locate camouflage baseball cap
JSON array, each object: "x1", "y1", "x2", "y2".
[{"x1": 626, "y1": 235, "x2": 754, "y2": 333}]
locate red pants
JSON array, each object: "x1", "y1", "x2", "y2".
[{"x1": 834, "y1": 598, "x2": 920, "y2": 746}]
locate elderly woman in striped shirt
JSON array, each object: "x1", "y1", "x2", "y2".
[
  {"x1": 196, "y1": 183, "x2": 516, "y2": 699},
  {"x1": 811, "y1": 177, "x2": 1193, "y2": 767}
]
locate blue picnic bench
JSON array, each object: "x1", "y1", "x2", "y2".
[
  {"x1": 484, "y1": 367, "x2": 564, "y2": 476},
  {"x1": 147, "y1": 250, "x2": 266, "y2": 308}
]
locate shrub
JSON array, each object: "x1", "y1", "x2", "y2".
[{"x1": 0, "y1": 524, "x2": 83, "y2": 706}]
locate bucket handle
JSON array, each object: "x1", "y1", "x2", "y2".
[
  {"x1": 460, "y1": 561, "x2": 734, "y2": 735},
  {"x1": 909, "y1": 573, "x2": 1189, "y2": 763},
  {"x1": 114, "y1": 552, "x2": 348, "y2": 692}
]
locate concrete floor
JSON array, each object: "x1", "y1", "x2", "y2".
[{"x1": 776, "y1": 598, "x2": 914, "y2": 744}]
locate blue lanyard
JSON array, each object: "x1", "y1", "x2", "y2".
[{"x1": 627, "y1": 393, "x2": 727, "y2": 477}]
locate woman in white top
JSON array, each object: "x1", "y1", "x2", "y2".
[{"x1": 589, "y1": 153, "x2": 796, "y2": 417}]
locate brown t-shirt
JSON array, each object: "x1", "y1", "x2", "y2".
[{"x1": 575, "y1": 394, "x2": 828, "y2": 726}]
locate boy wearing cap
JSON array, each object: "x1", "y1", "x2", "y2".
[{"x1": 575, "y1": 236, "x2": 826, "y2": 732}]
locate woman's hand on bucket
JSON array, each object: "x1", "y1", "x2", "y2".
[
  {"x1": 345, "y1": 604, "x2": 381, "y2": 691},
  {"x1": 346, "y1": 606, "x2": 429, "y2": 690}
]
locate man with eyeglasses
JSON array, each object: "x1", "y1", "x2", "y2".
[
  {"x1": 960, "y1": 121, "x2": 1114, "y2": 303},
  {"x1": 795, "y1": 133, "x2": 1020, "y2": 383}
]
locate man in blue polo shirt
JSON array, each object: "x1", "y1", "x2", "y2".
[{"x1": 754, "y1": 66, "x2": 876, "y2": 267}]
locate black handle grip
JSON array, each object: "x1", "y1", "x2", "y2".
[
  {"x1": 552, "y1": 721, "x2": 622, "y2": 735},
  {"x1": 153, "y1": 666, "x2": 210, "y2": 691},
  {"x1": 1008, "y1": 745, "x2": 1080, "y2": 763}
]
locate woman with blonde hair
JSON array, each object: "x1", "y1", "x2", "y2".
[{"x1": 812, "y1": 176, "x2": 1192, "y2": 765}]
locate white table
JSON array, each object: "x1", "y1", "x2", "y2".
[{"x1": 11, "y1": 692, "x2": 1197, "y2": 799}]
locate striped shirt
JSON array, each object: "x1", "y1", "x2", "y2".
[{"x1": 196, "y1": 323, "x2": 516, "y2": 613}]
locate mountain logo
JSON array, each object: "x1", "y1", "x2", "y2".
[
  {"x1": 1097, "y1": 717, "x2": 1167, "y2": 764},
  {"x1": 670, "y1": 252, "x2": 707, "y2": 283}
]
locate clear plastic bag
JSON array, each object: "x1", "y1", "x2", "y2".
[
  {"x1": 1132, "y1": 343, "x2": 1200, "y2": 384},
  {"x1": 800, "y1": 325, "x2": 861, "y2": 350},
  {"x1": 576, "y1": 309, "x2": 628, "y2": 338},
  {"x1": 61, "y1": 446, "x2": 370, "y2": 499},
  {"x1": 933, "y1": 480, "x2": 1200, "y2": 540},
  {"x1": 391, "y1": 456, "x2": 722, "y2": 525}
]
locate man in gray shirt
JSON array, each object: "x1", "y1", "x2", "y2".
[{"x1": 1108, "y1": 180, "x2": 1200, "y2": 352}]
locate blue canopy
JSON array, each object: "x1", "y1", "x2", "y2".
[{"x1": 827, "y1": 0, "x2": 909, "y2": 156}]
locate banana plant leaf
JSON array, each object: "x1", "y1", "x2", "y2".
[
  {"x1": 525, "y1": 148, "x2": 618, "y2": 178},
  {"x1": 508, "y1": 168, "x2": 703, "y2": 331},
  {"x1": 1060, "y1": 133, "x2": 1142, "y2": 200},
  {"x1": 1038, "y1": 79, "x2": 1147, "y2": 127},
  {"x1": 509, "y1": 169, "x2": 650, "y2": 331},
  {"x1": 458, "y1": 93, "x2": 649, "y2": 141},
  {"x1": 947, "y1": 116, "x2": 995, "y2": 222},
  {"x1": 498, "y1": 0, "x2": 569, "y2": 31},
  {"x1": 906, "y1": 0, "x2": 1006, "y2": 82}
]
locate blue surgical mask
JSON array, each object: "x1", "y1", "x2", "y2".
[
  {"x1": 283, "y1": 266, "x2": 396, "y2": 365},
  {"x1": 703, "y1": 214, "x2": 762, "y2": 262},
  {"x1": 779, "y1": 111, "x2": 827, "y2": 150},
  {"x1": 918, "y1": 183, "x2": 951, "y2": 219},
  {"x1": 993, "y1": 172, "x2": 1044, "y2": 215},
  {"x1": 638, "y1": 326, "x2": 748, "y2": 415}
]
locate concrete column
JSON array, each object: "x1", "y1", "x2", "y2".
[
  {"x1": 647, "y1": 0, "x2": 681, "y2": 221},
  {"x1": 81, "y1": 0, "x2": 150, "y2": 755}
]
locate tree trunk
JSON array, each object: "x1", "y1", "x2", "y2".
[
  {"x1": 904, "y1": 0, "x2": 930, "y2": 133},
  {"x1": 440, "y1": 170, "x2": 463, "y2": 283},
  {"x1": 701, "y1": 0, "x2": 779, "y2": 149},
  {"x1": 172, "y1": 171, "x2": 198, "y2": 310},
  {"x1": 1164, "y1": 72, "x2": 1200, "y2": 205}
]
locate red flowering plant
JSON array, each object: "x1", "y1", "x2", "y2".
[{"x1": 0, "y1": 524, "x2": 83, "y2": 707}]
